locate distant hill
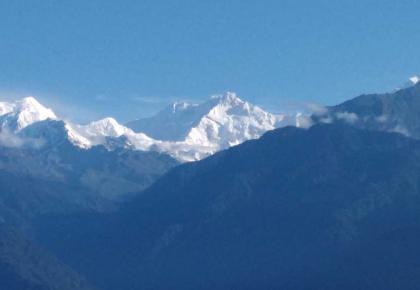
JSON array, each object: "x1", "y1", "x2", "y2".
[
  {"x1": 34, "y1": 123, "x2": 420, "y2": 290},
  {"x1": 0, "y1": 119, "x2": 178, "y2": 228},
  {"x1": 318, "y1": 80, "x2": 420, "y2": 138}
]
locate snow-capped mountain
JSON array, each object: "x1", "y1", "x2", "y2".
[
  {"x1": 0, "y1": 101, "x2": 14, "y2": 115},
  {"x1": 394, "y1": 75, "x2": 420, "y2": 91},
  {"x1": 0, "y1": 93, "x2": 308, "y2": 162},
  {"x1": 125, "y1": 92, "x2": 308, "y2": 160},
  {"x1": 126, "y1": 92, "x2": 304, "y2": 143},
  {"x1": 0, "y1": 97, "x2": 57, "y2": 131},
  {"x1": 407, "y1": 75, "x2": 420, "y2": 86},
  {"x1": 183, "y1": 93, "x2": 302, "y2": 148},
  {"x1": 126, "y1": 98, "x2": 223, "y2": 141},
  {"x1": 69, "y1": 117, "x2": 134, "y2": 147}
]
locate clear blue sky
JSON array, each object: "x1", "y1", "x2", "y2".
[{"x1": 0, "y1": 0, "x2": 419, "y2": 122}]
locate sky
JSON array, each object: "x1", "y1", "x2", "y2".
[{"x1": 0, "y1": 0, "x2": 419, "y2": 123}]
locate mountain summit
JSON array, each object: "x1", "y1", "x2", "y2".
[
  {"x1": 0, "y1": 97, "x2": 57, "y2": 131},
  {"x1": 126, "y1": 92, "x2": 302, "y2": 144},
  {"x1": 407, "y1": 75, "x2": 420, "y2": 87},
  {"x1": 125, "y1": 92, "x2": 307, "y2": 160},
  {"x1": 183, "y1": 92, "x2": 285, "y2": 148}
]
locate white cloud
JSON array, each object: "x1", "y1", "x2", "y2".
[
  {"x1": 303, "y1": 102, "x2": 328, "y2": 116},
  {"x1": 319, "y1": 116, "x2": 333, "y2": 124},
  {"x1": 335, "y1": 112, "x2": 359, "y2": 124},
  {"x1": 295, "y1": 113, "x2": 313, "y2": 128},
  {"x1": 375, "y1": 115, "x2": 388, "y2": 123},
  {"x1": 0, "y1": 129, "x2": 23, "y2": 147},
  {"x1": 0, "y1": 128, "x2": 45, "y2": 149},
  {"x1": 390, "y1": 125, "x2": 410, "y2": 137}
]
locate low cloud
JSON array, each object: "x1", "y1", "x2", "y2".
[
  {"x1": 335, "y1": 112, "x2": 359, "y2": 124},
  {"x1": 319, "y1": 116, "x2": 333, "y2": 124},
  {"x1": 375, "y1": 115, "x2": 388, "y2": 123},
  {"x1": 0, "y1": 128, "x2": 45, "y2": 149},
  {"x1": 390, "y1": 125, "x2": 410, "y2": 137},
  {"x1": 295, "y1": 114, "x2": 313, "y2": 129},
  {"x1": 0, "y1": 129, "x2": 24, "y2": 147},
  {"x1": 303, "y1": 102, "x2": 328, "y2": 116}
]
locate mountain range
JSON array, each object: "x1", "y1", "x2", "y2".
[
  {"x1": 34, "y1": 122, "x2": 420, "y2": 290},
  {"x1": 0, "y1": 92, "x2": 307, "y2": 162},
  {"x1": 2, "y1": 76, "x2": 420, "y2": 289},
  {"x1": 0, "y1": 92, "x2": 307, "y2": 223},
  {"x1": 0, "y1": 101, "x2": 179, "y2": 227},
  {"x1": 126, "y1": 92, "x2": 308, "y2": 153}
]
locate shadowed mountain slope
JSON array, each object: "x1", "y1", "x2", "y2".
[
  {"x1": 0, "y1": 224, "x2": 94, "y2": 290},
  {"x1": 320, "y1": 81, "x2": 420, "y2": 138},
  {"x1": 34, "y1": 123, "x2": 420, "y2": 290}
]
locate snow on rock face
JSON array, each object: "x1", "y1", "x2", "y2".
[
  {"x1": 84, "y1": 117, "x2": 130, "y2": 137},
  {"x1": 0, "y1": 94, "x2": 309, "y2": 162},
  {"x1": 0, "y1": 102, "x2": 14, "y2": 116},
  {"x1": 0, "y1": 97, "x2": 133, "y2": 150},
  {"x1": 125, "y1": 99, "x2": 214, "y2": 141},
  {"x1": 165, "y1": 92, "x2": 309, "y2": 160},
  {"x1": 184, "y1": 92, "x2": 281, "y2": 149},
  {"x1": 69, "y1": 117, "x2": 157, "y2": 151},
  {"x1": 125, "y1": 92, "x2": 307, "y2": 161},
  {"x1": 409, "y1": 75, "x2": 420, "y2": 86},
  {"x1": 69, "y1": 117, "x2": 135, "y2": 146},
  {"x1": 0, "y1": 97, "x2": 57, "y2": 131},
  {"x1": 183, "y1": 93, "x2": 272, "y2": 148},
  {"x1": 64, "y1": 123, "x2": 93, "y2": 149},
  {"x1": 396, "y1": 75, "x2": 420, "y2": 91},
  {"x1": 16, "y1": 97, "x2": 58, "y2": 130}
]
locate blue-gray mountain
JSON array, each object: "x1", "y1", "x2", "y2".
[
  {"x1": 318, "y1": 80, "x2": 420, "y2": 138},
  {"x1": 34, "y1": 123, "x2": 420, "y2": 290},
  {"x1": 0, "y1": 116, "x2": 177, "y2": 290},
  {"x1": 0, "y1": 224, "x2": 94, "y2": 290},
  {"x1": 3, "y1": 79, "x2": 420, "y2": 290},
  {"x1": 0, "y1": 120, "x2": 178, "y2": 227}
]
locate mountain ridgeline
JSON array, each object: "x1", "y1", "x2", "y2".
[
  {"x1": 0, "y1": 119, "x2": 178, "y2": 227},
  {"x1": 318, "y1": 80, "x2": 420, "y2": 138},
  {"x1": 2, "y1": 78, "x2": 420, "y2": 289},
  {"x1": 35, "y1": 123, "x2": 420, "y2": 290}
]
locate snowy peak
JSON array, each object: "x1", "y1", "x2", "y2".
[
  {"x1": 210, "y1": 91, "x2": 244, "y2": 106},
  {"x1": 15, "y1": 97, "x2": 57, "y2": 130},
  {"x1": 0, "y1": 97, "x2": 136, "y2": 150},
  {"x1": 396, "y1": 75, "x2": 420, "y2": 91},
  {"x1": 19, "y1": 96, "x2": 46, "y2": 109},
  {"x1": 0, "y1": 101, "x2": 14, "y2": 116},
  {"x1": 0, "y1": 94, "x2": 308, "y2": 162},
  {"x1": 66, "y1": 117, "x2": 135, "y2": 148},
  {"x1": 206, "y1": 92, "x2": 255, "y2": 116},
  {"x1": 208, "y1": 92, "x2": 269, "y2": 118},
  {"x1": 0, "y1": 96, "x2": 57, "y2": 131},
  {"x1": 125, "y1": 92, "x2": 307, "y2": 161},
  {"x1": 184, "y1": 92, "x2": 282, "y2": 149},
  {"x1": 83, "y1": 117, "x2": 131, "y2": 137},
  {"x1": 409, "y1": 75, "x2": 420, "y2": 86}
]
